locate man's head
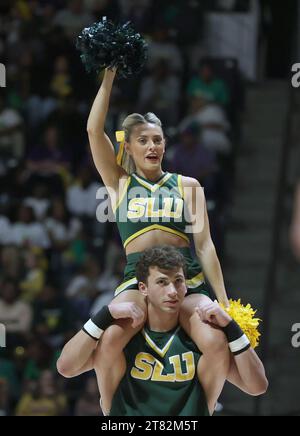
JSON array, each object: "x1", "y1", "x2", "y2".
[{"x1": 136, "y1": 246, "x2": 187, "y2": 314}]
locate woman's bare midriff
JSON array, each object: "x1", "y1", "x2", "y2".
[{"x1": 125, "y1": 229, "x2": 190, "y2": 255}]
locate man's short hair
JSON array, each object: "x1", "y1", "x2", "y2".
[{"x1": 136, "y1": 246, "x2": 187, "y2": 284}]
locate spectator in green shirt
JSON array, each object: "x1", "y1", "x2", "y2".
[{"x1": 187, "y1": 59, "x2": 230, "y2": 107}]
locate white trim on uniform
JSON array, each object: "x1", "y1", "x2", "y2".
[{"x1": 142, "y1": 326, "x2": 181, "y2": 358}]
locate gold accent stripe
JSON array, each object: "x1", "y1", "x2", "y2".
[
  {"x1": 142, "y1": 327, "x2": 181, "y2": 358},
  {"x1": 124, "y1": 225, "x2": 190, "y2": 248},
  {"x1": 115, "y1": 277, "x2": 138, "y2": 296},
  {"x1": 186, "y1": 272, "x2": 205, "y2": 289},
  {"x1": 113, "y1": 176, "x2": 131, "y2": 213}
]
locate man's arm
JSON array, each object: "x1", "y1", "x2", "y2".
[
  {"x1": 227, "y1": 349, "x2": 268, "y2": 396},
  {"x1": 197, "y1": 301, "x2": 268, "y2": 407},
  {"x1": 57, "y1": 303, "x2": 144, "y2": 378},
  {"x1": 56, "y1": 330, "x2": 97, "y2": 378},
  {"x1": 93, "y1": 322, "x2": 128, "y2": 416}
]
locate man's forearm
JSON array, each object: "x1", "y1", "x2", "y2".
[
  {"x1": 228, "y1": 348, "x2": 268, "y2": 396},
  {"x1": 197, "y1": 301, "x2": 268, "y2": 397},
  {"x1": 57, "y1": 330, "x2": 98, "y2": 378},
  {"x1": 57, "y1": 303, "x2": 142, "y2": 379},
  {"x1": 223, "y1": 319, "x2": 268, "y2": 395}
]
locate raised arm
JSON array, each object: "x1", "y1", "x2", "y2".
[
  {"x1": 183, "y1": 176, "x2": 229, "y2": 306},
  {"x1": 87, "y1": 68, "x2": 127, "y2": 190}
]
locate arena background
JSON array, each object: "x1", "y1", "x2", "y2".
[{"x1": 0, "y1": 0, "x2": 299, "y2": 417}]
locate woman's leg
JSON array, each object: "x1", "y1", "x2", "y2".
[
  {"x1": 180, "y1": 293, "x2": 230, "y2": 408},
  {"x1": 95, "y1": 289, "x2": 147, "y2": 413}
]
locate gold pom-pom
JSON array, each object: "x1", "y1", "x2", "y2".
[{"x1": 221, "y1": 299, "x2": 261, "y2": 349}]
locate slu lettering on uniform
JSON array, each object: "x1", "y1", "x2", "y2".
[
  {"x1": 101, "y1": 421, "x2": 135, "y2": 434},
  {"x1": 127, "y1": 197, "x2": 184, "y2": 220},
  {"x1": 0, "y1": 63, "x2": 6, "y2": 88},
  {"x1": 0, "y1": 324, "x2": 6, "y2": 348},
  {"x1": 131, "y1": 351, "x2": 195, "y2": 382}
]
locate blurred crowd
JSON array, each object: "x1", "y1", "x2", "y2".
[{"x1": 0, "y1": 0, "x2": 246, "y2": 416}]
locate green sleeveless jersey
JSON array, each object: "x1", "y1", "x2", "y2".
[
  {"x1": 109, "y1": 326, "x2": 209, "y2": 416},
  {"x1": 114, "y1": 172, "x2": 191, "y2": 249}
]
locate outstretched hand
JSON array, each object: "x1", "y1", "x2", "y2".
[{"x1": 108, "y1": 302, "x2": 145, "y2": 328}]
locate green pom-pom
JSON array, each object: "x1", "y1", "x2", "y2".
[{"x1": 76, "y1": 17, "x2": 148, "y2": 78}]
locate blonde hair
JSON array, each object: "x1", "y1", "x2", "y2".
[{"x1": 119, "y1": 112, "x2": 163, "y2": 174}]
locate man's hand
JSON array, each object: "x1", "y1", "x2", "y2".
[
  {"x1": 196, "y1": 300, "x2": 232, "y2": 328},
  {"x1": 108, "y1": 302, "x2": 145, "y2": 328}
]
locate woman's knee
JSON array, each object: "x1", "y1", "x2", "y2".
[
  {"x1": 112, "y1": 289, "x2": 147, "y2": 312},
  {"x1": 180, "y1": 293, "x2": 212, "y2": 317},
  {"x1": 180, "y1": 293, "x2": 211, "y2": 330},
  {"x1": 180, "y1": 295, "x2": 228, "y2": 354}
]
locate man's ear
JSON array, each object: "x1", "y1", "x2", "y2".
[{"x1": 138, "y1": 282, "x2": 148, "y2": 297}]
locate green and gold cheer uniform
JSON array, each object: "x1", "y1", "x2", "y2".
[
  {"x1": 113, "y1": 172, "x2": 209, "y2": 297},
  {"x1": 109, "y1": 325, "x2": 210, "y2": 416}
]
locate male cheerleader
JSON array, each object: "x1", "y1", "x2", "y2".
[{"x1": 57, "y1": 246, "x2": 268, "y2": 416}]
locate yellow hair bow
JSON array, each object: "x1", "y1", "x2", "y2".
[{"x1": 115, "y1": 130, "x2": 125, "y2": 165}]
